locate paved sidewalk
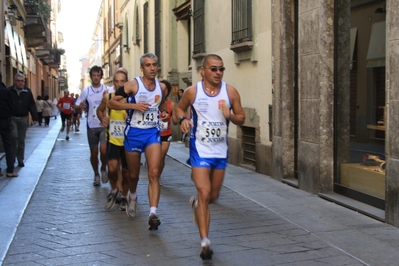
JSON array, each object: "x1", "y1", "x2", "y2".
[{"x1": 2, "y1": 119, "x2": 399, "y2": 265}]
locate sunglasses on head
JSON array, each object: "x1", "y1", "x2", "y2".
[{"x1": 205, "y1": 66, "x2": 226, "y2": 72}]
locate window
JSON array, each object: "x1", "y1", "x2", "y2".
[
  {"x1": 108, "y1": 2, "x2": 115, "y2": 38},
  {"x1": 143, "y1": 2, "x2": 148, "y2": 53},
  {"x1": 231, "y1": 0, "x2": 253, "y2": 52},
  {"x1": 135, "y1": 5, "x2": 140, "y2": 45},
  {"x1": 155, "y1": 0, "x2": 161, "y2": 67},
  {"x1": 193, "y1": 0, "x2": 205, "y2": 57}
]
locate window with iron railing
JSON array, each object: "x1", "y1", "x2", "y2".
[
  {"x1": 155, "y1": 0, "x2": 161, "y2": 67},
  {"x1": 143, "y1": 2, "x2": 148, "y2": 53},
  {"x1": 231, "y1": 0, "x2": 253, "y2": 52},
  {"x1": 193, "y1": 0, "x2": 205, "y2": 57}
]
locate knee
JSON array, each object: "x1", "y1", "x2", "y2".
[{"x1": 197, "y1": 188, "x2": 211, "y2": 204}]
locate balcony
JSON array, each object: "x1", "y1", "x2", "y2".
[
  {"x1": 36, "y1": 44, "x2": 64, "y2": 69},
  {"x1": 24, "y1": 0, "x2": 50, "y2": 47}
]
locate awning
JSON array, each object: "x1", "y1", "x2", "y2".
[
  {"x1": 19, "y1": 35, "x2": 28, "y2": 70},
  {"x1": 350, "y1": 27, "x2": 357, "y2": 69},
  {"x1": 5, "y1": 20, "x2": 17, "y2": 68},
  {"x1": 366, "y1": 21, "x2": 386, "y2": 68},
  {"x1": 13, "y1": 30, "x2": 23, "y2": 70}
]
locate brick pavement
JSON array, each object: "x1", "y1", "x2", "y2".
[{"x1": 3, "y1": 123, "x2": 369, "y2": 266}]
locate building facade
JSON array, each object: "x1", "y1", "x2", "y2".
[
  {"x1": 82, "y1": 0, "x2": 399, "y2": 227},
  {"x1": 2, "y1": 0, "x2": 63, "y2": 107}
]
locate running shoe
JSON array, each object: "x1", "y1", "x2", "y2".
[
  {"x1": 148, "y1": 213, "x2": 161, "y2": 231},
  {"x1": 101, "y1": 169, "x2": 108, "y2": 183},
  {"x1": 200, "y1": 245, "x2": 213, "y2": 261},
  {"x1": 126, "y1": 197, "x2": 138, "y2": 218},
  {"x1": 115, "y1": 191, "x2": 122, "y2": 204},
  {"x1": 104, "y1": 190, "x2": 118, "y2": 210},
  {"x1": 189, "y1": 195, "x2": 198, "y2": 225},
  {"x1": 119, "y1": 197, "x2": 127, "y2": 211},
  {"x1": 66, "y1": 136, "x2": 69, "y2": 140},
  {"x1": 93, "y1": 174, "x2": 101, "y2": 186}
]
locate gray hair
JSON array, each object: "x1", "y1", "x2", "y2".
[
  {"x1": 14, "y1": 73, "x2": 25, "y2": 79},
  {"x1": 140, "y1": 53, "x2": 158, "y2": 66}
]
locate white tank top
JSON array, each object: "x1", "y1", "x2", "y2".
[
  {"x1": 126, "y1": 77, "x2": 162, "y2": 129},
  {"x1": 76, "y1": 84, "x2": 109, "y2": 129},
  {"x1": 191, "y1": 81, "x2": 231, "y2": 158}
]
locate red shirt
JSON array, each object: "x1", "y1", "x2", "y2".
[{"x1": 57, "y1": 96, "x2": 75, "y2": 115}]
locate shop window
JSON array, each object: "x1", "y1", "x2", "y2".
[{"x1": 335, "y1": 2, "x2": 386, "y2": 209}]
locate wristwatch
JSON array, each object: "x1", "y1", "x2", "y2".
[{"x1": 178, "y1": 116, "x2": 187, "y2": 125}]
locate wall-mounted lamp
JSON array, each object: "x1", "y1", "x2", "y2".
[{"x1": 5, "y1": 11, "x2": 16, "y2": 26}]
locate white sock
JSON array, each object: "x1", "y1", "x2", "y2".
[
  {"x1": 111, "y1": 188, "x2": 118, "y2": 194},
  {"x1": 150, "y1": 207, "x2": 157, "y2": 215},
  {"x1": 129, "y1": 192, "x2": 137, "y2": 200},
  {"x1": 201, "y1": 238, "x2": 211, "y2": 247}
]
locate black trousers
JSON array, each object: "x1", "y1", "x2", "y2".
[{"x1": 0, "y1": 118, "x2": 15, "y2": 173}]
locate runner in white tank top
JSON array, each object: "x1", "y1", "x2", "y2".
[
  {"x1": 75, "y1": 66, "x2": 110, "y2": 186},
  {"x1": 174, "y1": 54, "x2": 245, "y2": 261},
  {"x1": 108, "y1": 53, "x2": 168, "y2": 230}
]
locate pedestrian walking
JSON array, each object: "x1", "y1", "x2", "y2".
[
  {"x1": 52, "y1": 97, "x2": 58, "y2": 119},
  {"x1": 108, "y1": 53, "x2": 168, "y2": 230},
  {"x1": 97, "y1": 67, "x2": 129, "y2": 211},
  {"x1": 0, "y1": 72, "x2": 17, "y2": 177},
  {"x1": 42, "y1": 95, "x2": 53, "y2": 127},
  {"x1": 9, "y1": 73, "x2": 38, "y2": 167},
  {"x1": 35, "y1": 95, "x2": 44, "y2": 126},
  {"x1": 75, "y1": 66, "x2": 110, "y2": 186},
  {"x1": 174, "y1": 54, "x2": 245, "y2": 260}
]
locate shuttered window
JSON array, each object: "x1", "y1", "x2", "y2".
[{"x1": 193, "y1": 0, "x2": 205, "y2": 55}]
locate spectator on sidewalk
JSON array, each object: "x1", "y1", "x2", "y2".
[
  {"x1": 108, "y1": 53, "x2": 168, "y2": 230},
  {"x1": 97, "y1": 67, "x2": 129, "y2": 211},
  {"x1": 42, "y1": 95, "x2": 53, "y2": 127},
  {"x1": 0, "y1": 72, "x2": 17, "y2": 177},
  {"x1": 158, "y1": 79, "x2": 177, "y2": 185},
  {"x1": 75, "y1": 66, "x2": 110, "y2": 186},
  {"x1": 52, "y1": 97, "x2": 58, "y2": 119},
  {"x1": 174, "y1": 54, "x2": 245, "y2": 261},
  {"x1": 57, "y1": 90, "x2": 75, "y2": 140},
  {"x1": 35, "y1": 95, "x2": 44, "y2": 126},
  {"x1": 9, "y1": 73, "x2": 38, "y2": 168}
]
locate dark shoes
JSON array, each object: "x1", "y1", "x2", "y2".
[
  {"x1": 200, "y1": 245, "x2": 213, "y2": 261},
  {"x1": 148, "y1": 213, "x2": 161, "y2": 231},
  {"x1": 18, "y1": 162, "x2": 25, "y2": 167}
]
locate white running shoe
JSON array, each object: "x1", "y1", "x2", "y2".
[
  {"x1": 126, "y1": 197, "x2": 138, "y2": 218},
  {"x1": 101, "y1": 169, "x2": 108, "y2": 183},
  {"x1": 189, "y1": 195, "x2": 198, "y2": 225},
  {"x1": 93, "y1": 174, "x2": 100, "y2": 186}
]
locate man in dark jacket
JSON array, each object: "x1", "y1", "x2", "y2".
[
  {"x1": 9, "y1": 73, "x2": 38, "y2": 167},
  {"x1": 0, "y1": 72, "x2": 18, "y2": 177}
]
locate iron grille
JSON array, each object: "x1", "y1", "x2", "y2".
[{"x1": 242, "y1": 126, "x2": 256, "y2": 167}]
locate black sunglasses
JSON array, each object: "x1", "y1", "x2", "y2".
[{"x1": 205, "y1": 66, "x2": 226, "y2": 72}]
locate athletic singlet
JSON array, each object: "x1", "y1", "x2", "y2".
[
  {"x1": 190, "y1": 81, "x2": 231, "y2": 158},
  {"x1": 107, "y1": 92, "x2": 126, "y2": 146},
  {"x1": 125, "y1": 77, "x2": 162, "y2": 130},
  {"x1": 76, "y1": 84, "x2": 109, "y2": 129}
]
